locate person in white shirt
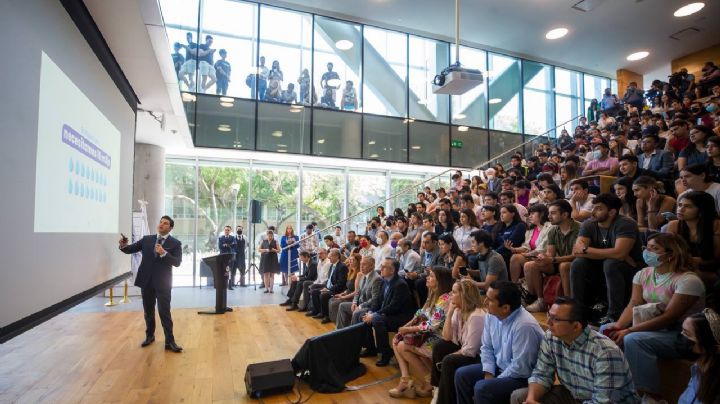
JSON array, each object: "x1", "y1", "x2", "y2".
[
  {"x1": 333, "y1": 226, "x2": 346, "y2": 248},
  {"x1": 453, "y1": 209, "x2": 480, "y2": 253},
  {"x1": 397, "y1": 239, "x2": 421, "y2": 277},
  {"x1": 568, "y1": 179, "x2": 595, "y2": 222},
  {"x1": 374, "y1": 230, "x2": 393, "y2": 271},
  {"x1": 678, "y1": 164, "x2": 720, "y2": 215}
]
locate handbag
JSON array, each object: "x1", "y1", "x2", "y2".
[
  {"x1": 393, "y1": 314, "x2": 430, "y2": 347},
  {"x1": 632, "y1": 302, "x2": 666, "y2": 327}
]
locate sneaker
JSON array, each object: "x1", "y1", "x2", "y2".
[
  {"x1": 526, "y1": 298, "x2": 547, "y2": 313},
  {"x1": 430, "y1": 387, "x2": 438, "y2": 404}
]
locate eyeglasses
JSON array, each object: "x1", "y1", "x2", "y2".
[{"x1": 546, "y1": 314, "x2": 575, "y2": 324}]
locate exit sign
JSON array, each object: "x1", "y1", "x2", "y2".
[{"x1": 451, "y1": 140, "x2": 463, "y2": 148}]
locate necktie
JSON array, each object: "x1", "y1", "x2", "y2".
[
  {"x1": 156, "y1": 237, "x2": 164, "y2": 257},
  {"x1": 326, "y1": 264, "x2": 335, "y2": 288}
]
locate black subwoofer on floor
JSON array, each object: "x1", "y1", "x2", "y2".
[{"x1": 244, "y1": 358, "x2": 295, "y2": 398}]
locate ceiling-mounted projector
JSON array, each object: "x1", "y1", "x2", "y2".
[{"x1": 432, "y1": 62, "x2": 484, "y2": 95}]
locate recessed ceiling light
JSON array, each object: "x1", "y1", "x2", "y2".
[
  {"x1": 368, "y1": 140, "x2": 376, "y2": 145},
  {"x1": 454, "y1": 113, "x2": 466, "y2": 120},
  {"x1": 411, "y1": 145, "x2": 421, "y2": 150},
  {"x1": 317, "y1": 139, "x2": 325, "y2": 144},
  {"x1": 489, "y1": 98, "x2": 502, "y2": 104},
  {"x1": 219, "y1": 97, "x2": 234, "y2": 103},
  {"x1": 277, "y1": 144, "x2": 287, "y2": 147},
  {"x1": 403, "y1": 118, "x2": 415, "y2": 124},
  {"x1": 271, "y1": 130, "x2": 283, "y2": 137},
  {"x1": 335, "y1": 40, "x2": 354, "y2": 50},
  {"x1": 458, "y1": 126, "x2": 469, "y2": 132},
  {"x1": 626, "y1": 51, "x2": 649, "y2": 61},
  {"x1": 217, "y1": 125, "x2": 231, "y2": 132},
  {"x1": 220, "y1": 102, "x2": 234, "y2": 108},
  {"x1": 369, "y1": 153, "x2": 379, "y2": 158},
  {"x1": 277, "y1": 149, "x2": 287, "y2": 153},
  {"x1": 674, "y1": 2, "x2": 704, "y2": 17},
  {"x1": 545, "y1": 28, "x2": 568, "y2": 40}
]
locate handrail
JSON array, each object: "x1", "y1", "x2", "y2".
[{"x1": 276, "y1": 115, "x2": 583, "y2": 253}]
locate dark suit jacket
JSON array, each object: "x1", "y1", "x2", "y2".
[
  {"x1": 376, "y1": 275, "x2": 415, "y2": 316},
  {"x1": 121, "y1": 234, "x2": 182, "y2": 290},
  {"x1": 299, "y1": 261, "x2": 318, "y2": 282},
  {"x1": 218, "y1": 235, "x2": 237, "y2": 254},
  {"x1": 326, "y1": 262, "x2": 348, "y2": 294}
]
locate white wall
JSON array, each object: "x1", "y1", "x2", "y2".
[{"x1": 644, "y1": 63, "x2": 672, "y2": 86}]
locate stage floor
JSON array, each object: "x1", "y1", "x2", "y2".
[{"x1": 0, "y1": 304, "x2": 430, "y2": 403}]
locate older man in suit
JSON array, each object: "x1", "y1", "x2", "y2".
[
  {"x1": 360, "y1": 258, "x2": 416, "y2": 366},
  {"x1": 119, "y1": 215, "x2": 183, "y2": 352},
  {"x1": 310, "y1": 248, "x2": 349, "y2": 324},
  {"x1": 336, "y1": 256, "x2": 382, "y2": 329},
  {"x1": 282, "y1": 250, "x2": 317, "y2": 310}
]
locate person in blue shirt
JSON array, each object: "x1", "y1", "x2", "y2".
[
  {"x1": 678, "y1": 309, "x2": 720, "y2": 404},
  {"x1": 454, "y1": 281, "x2": 543, "y2": 404},
  {"x1": 492, "y1": 204, "x2": 527, "y2": 268},
  {"x1": 214, "y1": 49, "x2": 231, "y2": 96}
]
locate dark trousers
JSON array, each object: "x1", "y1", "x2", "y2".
[
  {"x1": 406, "y1": 275, "x2": 428, "y2": 308},
  {"x1": 570, "y1": 257, "x2": 636, "y2": 319},
  {"x1": 293, "y1": 280, "x2": 315, "y2": 308},
  {"x1": 310, "y1": 287, "x2": 333, "y2": 317},
  {"x1": 455, "y1": 364, "x2": 528, "y2": 404},
  {"x1": 306, "y1": 283, "x2": 325, "y2": 312},
  {"x1": 141, "y1": 285, "x2": 174, "y2": 343},
  {"x1": 365, "y1": 312, "x2": 412, "y2": 355},
  {"x1": 431, "y1": 339, "x2": 480, "y2": 404}
]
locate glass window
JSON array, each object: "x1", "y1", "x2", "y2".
[
  {"x1": 409, "y1": 121, "x2": 449, "y2": 166},
  {"x1": 256, "y1": 102, "x2": 311, "y2": 154},
  {"x1": 488, "y1": 130, "x2": 523, "y2": 167},
  {"x1": 251, "y1": 165, "x2": 299, "y2": 262},
  {"x1": 523, "y1": 61, "x2": 554, "y2": 136},
  {"x1": 195, "y1": 0, "x2": 258, "y2": 97},
  {"x1": 363, "y1": 27, "x2": 407, "y2": 117},
  {"x1": 390, "y1": 174, "x2": 424, "y2": 214},
  {"x1": 258, "y1": 6, "x2": 312, "y2": 104},
  {"x1": 452, "y1": 127, "x2": 488, "y2": 169},
  {"x1": 302, "y1": 168, "x2": 344, "y2": 229},
  {"x1": 159, "y1": 0, "x2": 200, "y2": 92},
  {"x1": 363, "y1": 115, "x2": 407, "y2": 162},
  {"x1": 312, "y1": 109, "x2": 361, "y2": 159},
  {"x1": 409, "y1": 36, "x2": 449, "y2": 123},
  {"x1": 555, "y1": 68, "x2": 583, "y2": 135},
  {"x1": 583, "y1": 74, "x2": 610, "y2": 113},
  {"x1": 488, "y1": 53, "x2": 522, "y2": 133},
  {"x1": 193, "y1": 94, "x2": 255, "y2": 150},
  {"x1": 165, "y1": 160, "x2": 198, "y2": 286},
  {"x1": 451, "y1": 46, "x2": 487, "y2": 128},
  {"x1": 314, "y1": 17, "x2": 362, "y2": 112},
  {"x1": 348, "y1": 171, "x2": 386, "y2": 233}
]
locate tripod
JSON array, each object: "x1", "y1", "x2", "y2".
[{"x1": 247, "y1": 222, "x2": 260, "y2": 291}]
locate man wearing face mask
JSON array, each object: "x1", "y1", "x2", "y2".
[
  {"x1": 600, "y1": 88, "x2": 619, "y2": 117},
  {"x1": 581, "y1": 143, "x2": 618, "y2": 179},
  {"x1": 373, "y1": 231, "x2": 393, "y2": 272},
  {"x1": 234, "y1": 225, "x2": 247, "y2": 286},
  {"x1": 622, "y1": 81, "x2": 645, "y2": 111}
]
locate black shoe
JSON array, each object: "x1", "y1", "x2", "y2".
[
  {"x1": 297, "y1": 307, "x2": 308, "y2": 313},
  {"x1": 286, "y1": 305, "x2": 298, "y2": 311},
  {"x1": 312, "y1": 313, "x2": 325, "y2": 319},
  {"x1": 165, "y1": 342, "x2": 183, "y2": 353},
  {"x1": 141, "y1": 335, "x2": 155, "y2": 347},
  {"x1": 280, "y1": 300, "x2": 292, "y2": 306},
  {"x1": 376, "y1": 353, "x2": 393, "y2": 367},
  {"x1": 321, "y1": 317, "x2": 332, "y2": 324},
  {"x1": 228, "y1": 286, "x2": 234, "y2": 290},
  {"x1": 240, "y1": 283, "x2": 248, "y2": 287},
  {"x1": 259, "y1": 284, "x2": 265, "y2": 289},
  {"x1": 359, "y1": 348, "x2": 377, "y2": 357},
  {"x1": 305, "y1": 311, "x2": 318, "y2": 317}
]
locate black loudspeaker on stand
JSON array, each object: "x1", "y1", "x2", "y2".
[
  {"x1": 248, "y1": 199, "x2": 262, "y2": 290},
  {"x1": 250, "y1": 200, "x2": 263, "y2": 224}
]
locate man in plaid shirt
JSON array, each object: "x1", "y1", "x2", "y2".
[
  {"x1": 299, "y1": 224, "x2": 319, "y2": 259},
  {"x1": 510, "y1": 297, "x2": 640, "y2": 404}
]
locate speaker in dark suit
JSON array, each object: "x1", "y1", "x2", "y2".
[
  {"x1": 218, "y1": 226, "x2": 237, "y2": 289},
  {"x1": 119, "y1": 215, "x2": 183, "y2": 352},
  {"x1": 282, "y1": 251, "x2": 318, "y2": 310}
]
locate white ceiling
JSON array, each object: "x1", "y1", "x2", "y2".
[{"x1": 268, "y1": 0, "x2": 720, "y2": 77}]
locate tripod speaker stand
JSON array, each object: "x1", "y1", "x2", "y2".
[{"x1": 248, "y1": 199, "x2": 263, "y2": 291}]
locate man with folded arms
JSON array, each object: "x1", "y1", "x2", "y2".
[{"x1": 510, "y1": 297, "x2": 639, "y2": 404}]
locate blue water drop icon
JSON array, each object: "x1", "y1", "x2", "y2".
[
  {"x1": 74, "y1": 181, "x2": 79, "y2": 195},
  {"x1": 75, "y1": 160, "x2": 80, "y2": 176}
]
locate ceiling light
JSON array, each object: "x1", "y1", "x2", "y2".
[
  {"x1": 489, "y1": 98, "x2": 502, "y2": 104},
  {"x1": 458, "y1": 126, "x2": 469, "y2": 132},
  {"x1": 417, "y1": 99, "x2": 428, "y2": 105},
  {"x1": 674, "y1": 2, "x2": 704, "y2": 17},
  {"x1": 403, "y1": 118, "x2": 415, "y2": 124},
  {"x1": 271, "y1": 130, "x2": 283, "y2": 137},
  {"x1": 217, "y1": 125, "x2": 231, "y2": 132},
  {"x1": 277, "y1": 144, "x2": 287, "y2": 147},
  {"x1": 317, "y1": 139, "x2": 325, "y2": 144},
  {"x1": 219, "y1": 97, "x2": 234, "y2": 103},
  {"x1": 220, "y1": 102, "x2": 234, "y2": 108},
  {"x1": 411, "y1": 145, "x2": 421, "y2": 150},
  {"x1": 368, "y1": 140, "x2": 376, "y2": 145},
  {"x1": 545, "y1": 28, "x2": 568, "y2": 40},
  {"x1": 289, "y1": 105, "x2": 304, "y2": 113},
  {"x1": 277, "y1": 149, "x2": 287, "y2": 153},
  {"x1": 454, "y1": 113, "x2": 466, "y2": 120},
  {"x1": 626, "y1": 51, "x2": 649, "y2": 61},
  {"x1": 369, "y1": 153, "x2": 379, "y2": 158},
  {"x1": 335, "y1": 40, "x2": 354, "y2": 50}
]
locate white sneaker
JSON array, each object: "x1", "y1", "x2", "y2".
[
  {"x1": 430, "y1": 387, "x2": 438, "y2": 404},
  {"x1": 526, "y1": 298, "x2": 547, "y2": 313}
]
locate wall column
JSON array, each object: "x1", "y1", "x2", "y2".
[
  {"x1": 133, "y1": 143, "x2": 165, "y2": 228},
  {"x1": 616, "y1": 69, "x2": 643, "y2": 97}
]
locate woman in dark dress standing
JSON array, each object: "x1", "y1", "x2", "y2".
[{"x1": 259, "y1": 229, "x2": 280, "y2": 293}]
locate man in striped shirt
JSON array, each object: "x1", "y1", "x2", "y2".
[{"x1": 510, "y1": 297, "x2": 640, "y2": 404}]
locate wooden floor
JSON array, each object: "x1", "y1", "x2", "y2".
[{"x1": 0, "y1": 305, "x2": 430, "y2": 403}]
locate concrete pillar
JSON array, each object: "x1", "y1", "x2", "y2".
[{"x1": 132, "y1": 143, "x2": 165, "y2": 228}]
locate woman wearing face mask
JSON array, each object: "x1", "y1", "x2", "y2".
[
  {"x1": 666, "y1": 191, "x2": 720, "y2": 285},
  {"x1": 613, "y1": 177, "x2": 638, "y2": 221},
  {"x1": 633, "y1": 176, "x2": 676, "y2": 233},
  {"x1": 601, "y1": 233, "x2": 705, "y2": 402},
  {"x1": 678, "y1": 308, "x2": 720, "y2": 404},
  {"x1": 373, "y1": 230, "x2": 393, "y2": 271},
  {"x1": 358, "y1": 235, "x2": 375, "y2": 258}
]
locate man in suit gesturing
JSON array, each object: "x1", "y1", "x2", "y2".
[{"x1": 119, "y1": 215, "x2": 183, "y2": 352}]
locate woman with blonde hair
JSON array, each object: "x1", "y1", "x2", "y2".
[
  {"x1": 328, "y1": 252, "x2": 362, "y2": 323},
  {"x1": 431, "y1": 279, "x2": 486, "y2": 404},
  {"x1": 389, "y1": 267, "x2": 454, "y2": 399}
]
